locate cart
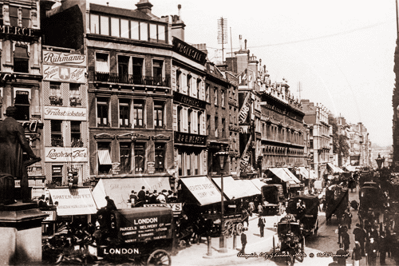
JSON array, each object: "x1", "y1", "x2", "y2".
[
  {"x1": 286, "y1": 195, "x2": 319, "y2": 237},
  {"x1": 93, "y1": 207, "x2": 174, "y2": 265},
  {"x1": 325, "y1": 184, "x2": 348, "y2": 225},
  {"x1": 261, "y1": 184, "x2": 285, "y2": 216}
]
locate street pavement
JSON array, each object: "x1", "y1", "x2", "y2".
[{"x1": 172, "y1": 186, "x2": 398, "y2": 266}]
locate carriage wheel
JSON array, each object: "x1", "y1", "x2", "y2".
[
  {"x1": 235, "y1": 223, "x2": 244, "y2": 235},
  {"x1": 147, "y1": 249, "x2": 171, "y2": 266},
  {"x1": 178, "y1": 239, "x2": 187, "y2": 248}
]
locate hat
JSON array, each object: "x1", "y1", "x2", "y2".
[
  {"x1": 142, "y1": 186, "x2": 145, "y2": 189},
  {"x1": 5, "y1": 106, "x2": 17, "y2": 117},
  {"x1": 356, "y1": 223, "x2": 360, "y2": 227}
]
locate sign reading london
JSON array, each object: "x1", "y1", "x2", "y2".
[{"x1": 44, "y1": 106, "x2": 87, "y2": 121}]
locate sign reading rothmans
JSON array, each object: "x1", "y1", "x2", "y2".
[
  {"x1": 45, "y1": 147, "x2": 88, "y2": 163},
  {"x1": 44, "y1": 106, "x2": 87, "y2": 121}
]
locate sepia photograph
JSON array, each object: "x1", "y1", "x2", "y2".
[{"x1": 0, "y1": 0, "x2": 397, "y2": 265}]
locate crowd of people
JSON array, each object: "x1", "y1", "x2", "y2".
[{"x1": 128, "y1": 186, "x2": 178, "y2": 207}]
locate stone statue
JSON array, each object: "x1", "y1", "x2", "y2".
[{"x1": 0, "y1": 106, "x2": 41, "y2": 203}]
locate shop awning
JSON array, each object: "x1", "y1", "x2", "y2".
[
  {"x1": 327, "y1": 163, "x2": 344, "y2": 174},
  {"x1": 212, "y1": 176, "x2": 248, "y2": 200},
  {"x1": 98, "y1": 150, "x2": 112, "y2": 165},
  {"x1": 48, "y1": 188, "x2": 97, "y2": 216},
  {"x1": 298, "y1": 167, "x2": 317, "y2": 179},
  {"x1": 237, "y1": 180, "x2": 261, "y2": 196},
  {"x1": 282, "y1": 168, "x2": 301, "y2": 184},
  {"x1": 269, "y1": 168, "x2": 292, "y2": 183},
  {"x1": 92, "y1": 177, "x2": 171, "y2": 209},
  {"x1": 181, "y1": 176, "x2": 225, "y2": 206},
  {"x1": 343, "y1": 165, "x2": 357, "y2": 172},
  {"x1": 250, "y1": 178, "x2": 267, "y2": 191}
]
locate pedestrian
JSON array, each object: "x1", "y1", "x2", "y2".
[
  {"x1": 150, "y1": 190, "x2": 158, "y2": 203},
  {"x1": 157, "y1": 189, "x2": 167, "y2": 203},
  {"x1": 366, "y1": 237, "x2": 378, "y2": 266},
  {"x1": 257, "y1": 203, "x2": 263, "y2": 215},
  {"x1": 129, "y1": 190, "x2": 137, "y2": 207},
  {"x1": 240, "y1": 227, "x2": 247, "y2": 254},
  {"x1": 343, "y1": 208, "x2": 352, "y2": 229},
  {"x1": 334, "y1": 245, "x2": 348, "y2": 266},
  {"x1": 145, "y1": 190, "x2": 150, "y2": 203},
  {"x1": 337, "y1": 223, "x2": 344, "y2": 245},
  {"x1": 258, "y1": 216, "x2": 265, "y2": 237},
  {"x1": 341, "y1": 226, "x2": 350, "y2": 252},
  {"x1": 138, "y1": 186, "x2": 146, "y2": 204},
  {"x1": 241, "y1": 208, "x2": 249, "y2": 228},
  {"x1": 353, "y1": 223, "x2": 366, "y2": 256},
  {"x1": 105, "y1": 196, "x2": 117, "y2": 211},
  {"x1": 248, "y1": 199, "x2": 255, "y2": 217},
  {"x1": 379, "y1": 232, "x2": 387, "y2": 265},
  {"x1": 352, "y1": 241, "x2": 362, "y2": 266}
]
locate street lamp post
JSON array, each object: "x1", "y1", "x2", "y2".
[{"x1": 215, "y1": 144, "x2": 229, "y2": 253}]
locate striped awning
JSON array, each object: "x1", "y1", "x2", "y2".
[{"x1": 98, "y1": 150, "x2": 112, "y2": 165}]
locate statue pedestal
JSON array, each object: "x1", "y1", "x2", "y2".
[{"x1": 0, "y1": 202, "x2": 47, "y2": 265}]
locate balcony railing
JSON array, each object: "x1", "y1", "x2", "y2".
[{"x1": 93, "y1": 72, "x2": 170, "y2": 87}]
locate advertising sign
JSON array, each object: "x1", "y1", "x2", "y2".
[
  {"x1": 45, "y1": 147, "x2": 88, "y2": 163},
  {"x1": 43, "y1": 65, "x2": 86, "y2": 83},
  {"x1": 43, "y1": 51, "x2": 86, "y2": 66},
  {"x1": 48, "y1": 188, "x2": 97, "y2": 216},
  {"x1": 143, "y1": 203, "x2": 183, "y2": 216},
  {"x1": 44, "y1": 106, "x2": 87, "y2": 121},
  {"x1": 239, "y1": 93, "x2": 254, "y2": 124},
  {"x1": 180, "y1": 176, "x2": 223, "y2": 206}
]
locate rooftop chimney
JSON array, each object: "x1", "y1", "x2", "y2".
[
  {"x1": 136, "y1": 0, "x2": 153, "y2": 14},
  {"x1": 239, "y1": 35, "x2": 243, "y2": 50},
  {"x1": 178, "y1": 4, "x2": 181, "y2": 18},
  {"x1": 171, "y1": 4, "x2": 186, "y2": 41},
  {"x1": 245, "y1": 39, "x2": 247, "y2": 50}
]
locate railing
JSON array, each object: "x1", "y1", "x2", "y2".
[
  {"x1": 51, "y1": 137, "x2": 64, "y2": 147},
  {"x1": 93, "y1": 72, "x2": 170, "y2": 86}
]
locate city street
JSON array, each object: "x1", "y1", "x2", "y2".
[{"x1": 172, "y1": 187, "x2": 397, "y2": 266}]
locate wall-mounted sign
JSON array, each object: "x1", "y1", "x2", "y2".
[
  {"x1": 45, "y1": 147, "x2": 88, "y2": 163},
  {"x1": 174, "y1": 92, "x2": 206, "y2": 109},
  {"x1": 239, "y1": 93, "x2": 254, "y2": 124},
  {"x1": 174, "y1": 132, "x2": 207, "y2": 145},
  {"x1": 48, "y1": 188, "x2": 97, "y2": 216},
  {"x1": 43, "y1": 51, "x2": 86, "y2": 66},
  {"x1": 43, "y1": 65, "x2": 86, "y2": 83},
  {"x1": 172, "y1": 37, "x2": 207, "y2": 65},
  {"x1": 0, "y1": 25, "x2": 40, "y2": 37},
  {"x1": 44, "y1": 106, "x2": 87, "y2": 121},
  {"x1": 147, "y1": 162, "x2": 155, "y2": 174}
]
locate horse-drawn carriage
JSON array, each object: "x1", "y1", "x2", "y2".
[
  {"x1": 325, "y1": 184, "x2": 348, "y2": 224},
  {"x1": 358, "y1": 181, "x2": 385, "y2": 226},
  {"x1": 286, "y1": 195, "x2": 319, "y2": 237},
  {"x1": 94, "y1": 207, "x2": 174, "y2": 265},
  {"x1": 261, "y1": 184, "x2": 285, "y2": 216}
]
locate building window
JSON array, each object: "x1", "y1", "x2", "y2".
[
  {"x1": 49, "y1": 82, "x2": 62, "y2": 106},
  {"x1": 100, "y1": 16, "x2": 109, "y2": 36},
  {"x1": 215, "y1": 116, "x2": 218, "y2": 137},
  {"x1": 131, "y1": 21, "x2": 139, "y2": 40},
  {"x1": 97, "y1": 97, "x2": 109, "y2": 126},
  {"x1": 132, "y1": 57, "x2": 144, "y2": 84},
  {"x1": 98, "y1": 142, "x2": 112, "y2": 174},
  {"x1": 197, "y1": 79, "x2": 201, "y2": 99},
  {"x1": 221, "y1": 91, "x2": 225, "y2": 107},
  {"x1": 14, "y1": 46, "x2": 29, "y2": 73},
  {"x1": 134, "y1": 143, "x2": 145, "y2": 173},
  {"x1": 187, "y1": 74, "x2": 191, "y2": 94},
  {"x1": 153, "y1": 60, "x2": 163, "y2": 84},
  {"x1": 111, "y1": 17, "x2": 120, "y2": 37},
  {"x1": 158, "y1": 25, "x2": 166, "y2": 42},
  {"x1": 52, "y1": 165, "x2": 63, "y2": 186},
  {"x1": 21, "y1": 8, "x2": 30, "y2": 28},
  {"x1": 90, "y1": 14, "x2": 99, "y2": 34},
  {"x1": 14, "y1": 90, "x2": 30, "y2": 120},
  {"x1": 133, "y1": 100, "x2": 144, "y2": 127},
  {"x1": 206, "y1": 85, "x2": 210, "y2": 102},
  {"x1": 154, "y1": 101, "x2": 164, "y2": 128},
  {"x1": 118, "y1": 56, "x2": 129, "y2": 83},
  {"x1": 155, "y1": 143, "x2": 165, "y2": 172},
  {"x1": 188, "y1": 109, "x2": 192, "y2": 133},
  {"x1": 140, "y1": 22, "x2": 148, "y2": 41},
  {"x1": 121, "y1": 19, "x2": 129, "y2": 38},
  {"x1": 51, "y1": 120, "x2": 63, "y2": 147},
  {"x1": 9, "y1": 6, "x2": 18, "y2": 27},
  {"x1": 71, "y1": 121, "x2": 82, "y2": 147},
  {"x1": 198, "y1": 112, "x2": 201, "y2": 135},
  {"x1": 120, "y1": 143, "x2": 131, "y2": 174},
  {"x1": 214, "y1": 88, "x2": 218, "y2": 106},
  {"x1": 150, "y1": 23, "x2": 157, "y2": 41},
  {"x1": 222, "y1": 118, "x2": 226, "y2": 138},
  {"x1": 95, "y1": 53, "x2": 109, "y2": 81},
  {"x1": 119, "y1": 99, "x2": 130, "y2": 127},
  {"x1": 69, "y1": 83, "x2": 81, "y2": 106}
]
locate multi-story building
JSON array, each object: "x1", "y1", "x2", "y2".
[
  {"x1": 43, "y1": 0, "x2": 176, "y2": 191},
  {"x1": 171, "y1": 37, "x2": 208, "y2": 180},
  {"x1": 0, "y1": 0, "x2": 44, "y2": 197},
  {"x1": 41, "y1": 46, "x2": 88, "y2": 186},
  {"x1": 347, "y1": 122, "x2": 371, "y2": 167},
  {"x1": 301, "y1": 100, "x2": 333, "y2": 179}
]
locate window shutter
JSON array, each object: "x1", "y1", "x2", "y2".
[
  {"x1": 182, "y1": 74, "x2": 187, "y2": 94},
  {"x1": 192, "y1": 110, "x2": 198, "y2": 133},
  {"x1": 200, "y1": 111, "x2": 206, "y2": 135},
  {"x1": 200, "y1": 81, "x2": 205, "y2": 101},
  {"x1": 173, "y1": 105, "x2": 178, "y2": 131},
  {"x1": 192, "y1": 79, "x2": 197, "y2": 98}
]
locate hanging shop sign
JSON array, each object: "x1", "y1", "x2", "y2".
[
  {"x1": 44, "y1": 106, "x2": 87, "y2": 121},
  {"x1": 43, "y1": 51, "x2": 86, "y2": 66},
  {"x1": 45, "y1": 147, "x2": 88, "y2": 163},
  {"x1": 239, "y1": 93, "x2": 254, "y2": 124},
  {"x1": 43, "y1": 65, "x2": 86, "y2": 83}
]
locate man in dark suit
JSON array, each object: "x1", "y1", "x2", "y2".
[
  {"x1": 138, "y1": 186, "x2": 146, "y2": 203},
  {"x1": 0, "y1": 106, "x2": 41, "y2": 202},
  {"x1": 258, "y1": 217, "x2": 265, "y2": 237},
  {"x1": 353, "y1": 223, "x2": 366, "y2": 256}
]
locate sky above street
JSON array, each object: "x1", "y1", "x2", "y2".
[{"x1": 91, "y1": 0, "x2": 396, "y2": 147}]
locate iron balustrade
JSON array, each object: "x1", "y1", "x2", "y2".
[{"x1": 93, "y1": 72, "x2": 170, "y2": 86}]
